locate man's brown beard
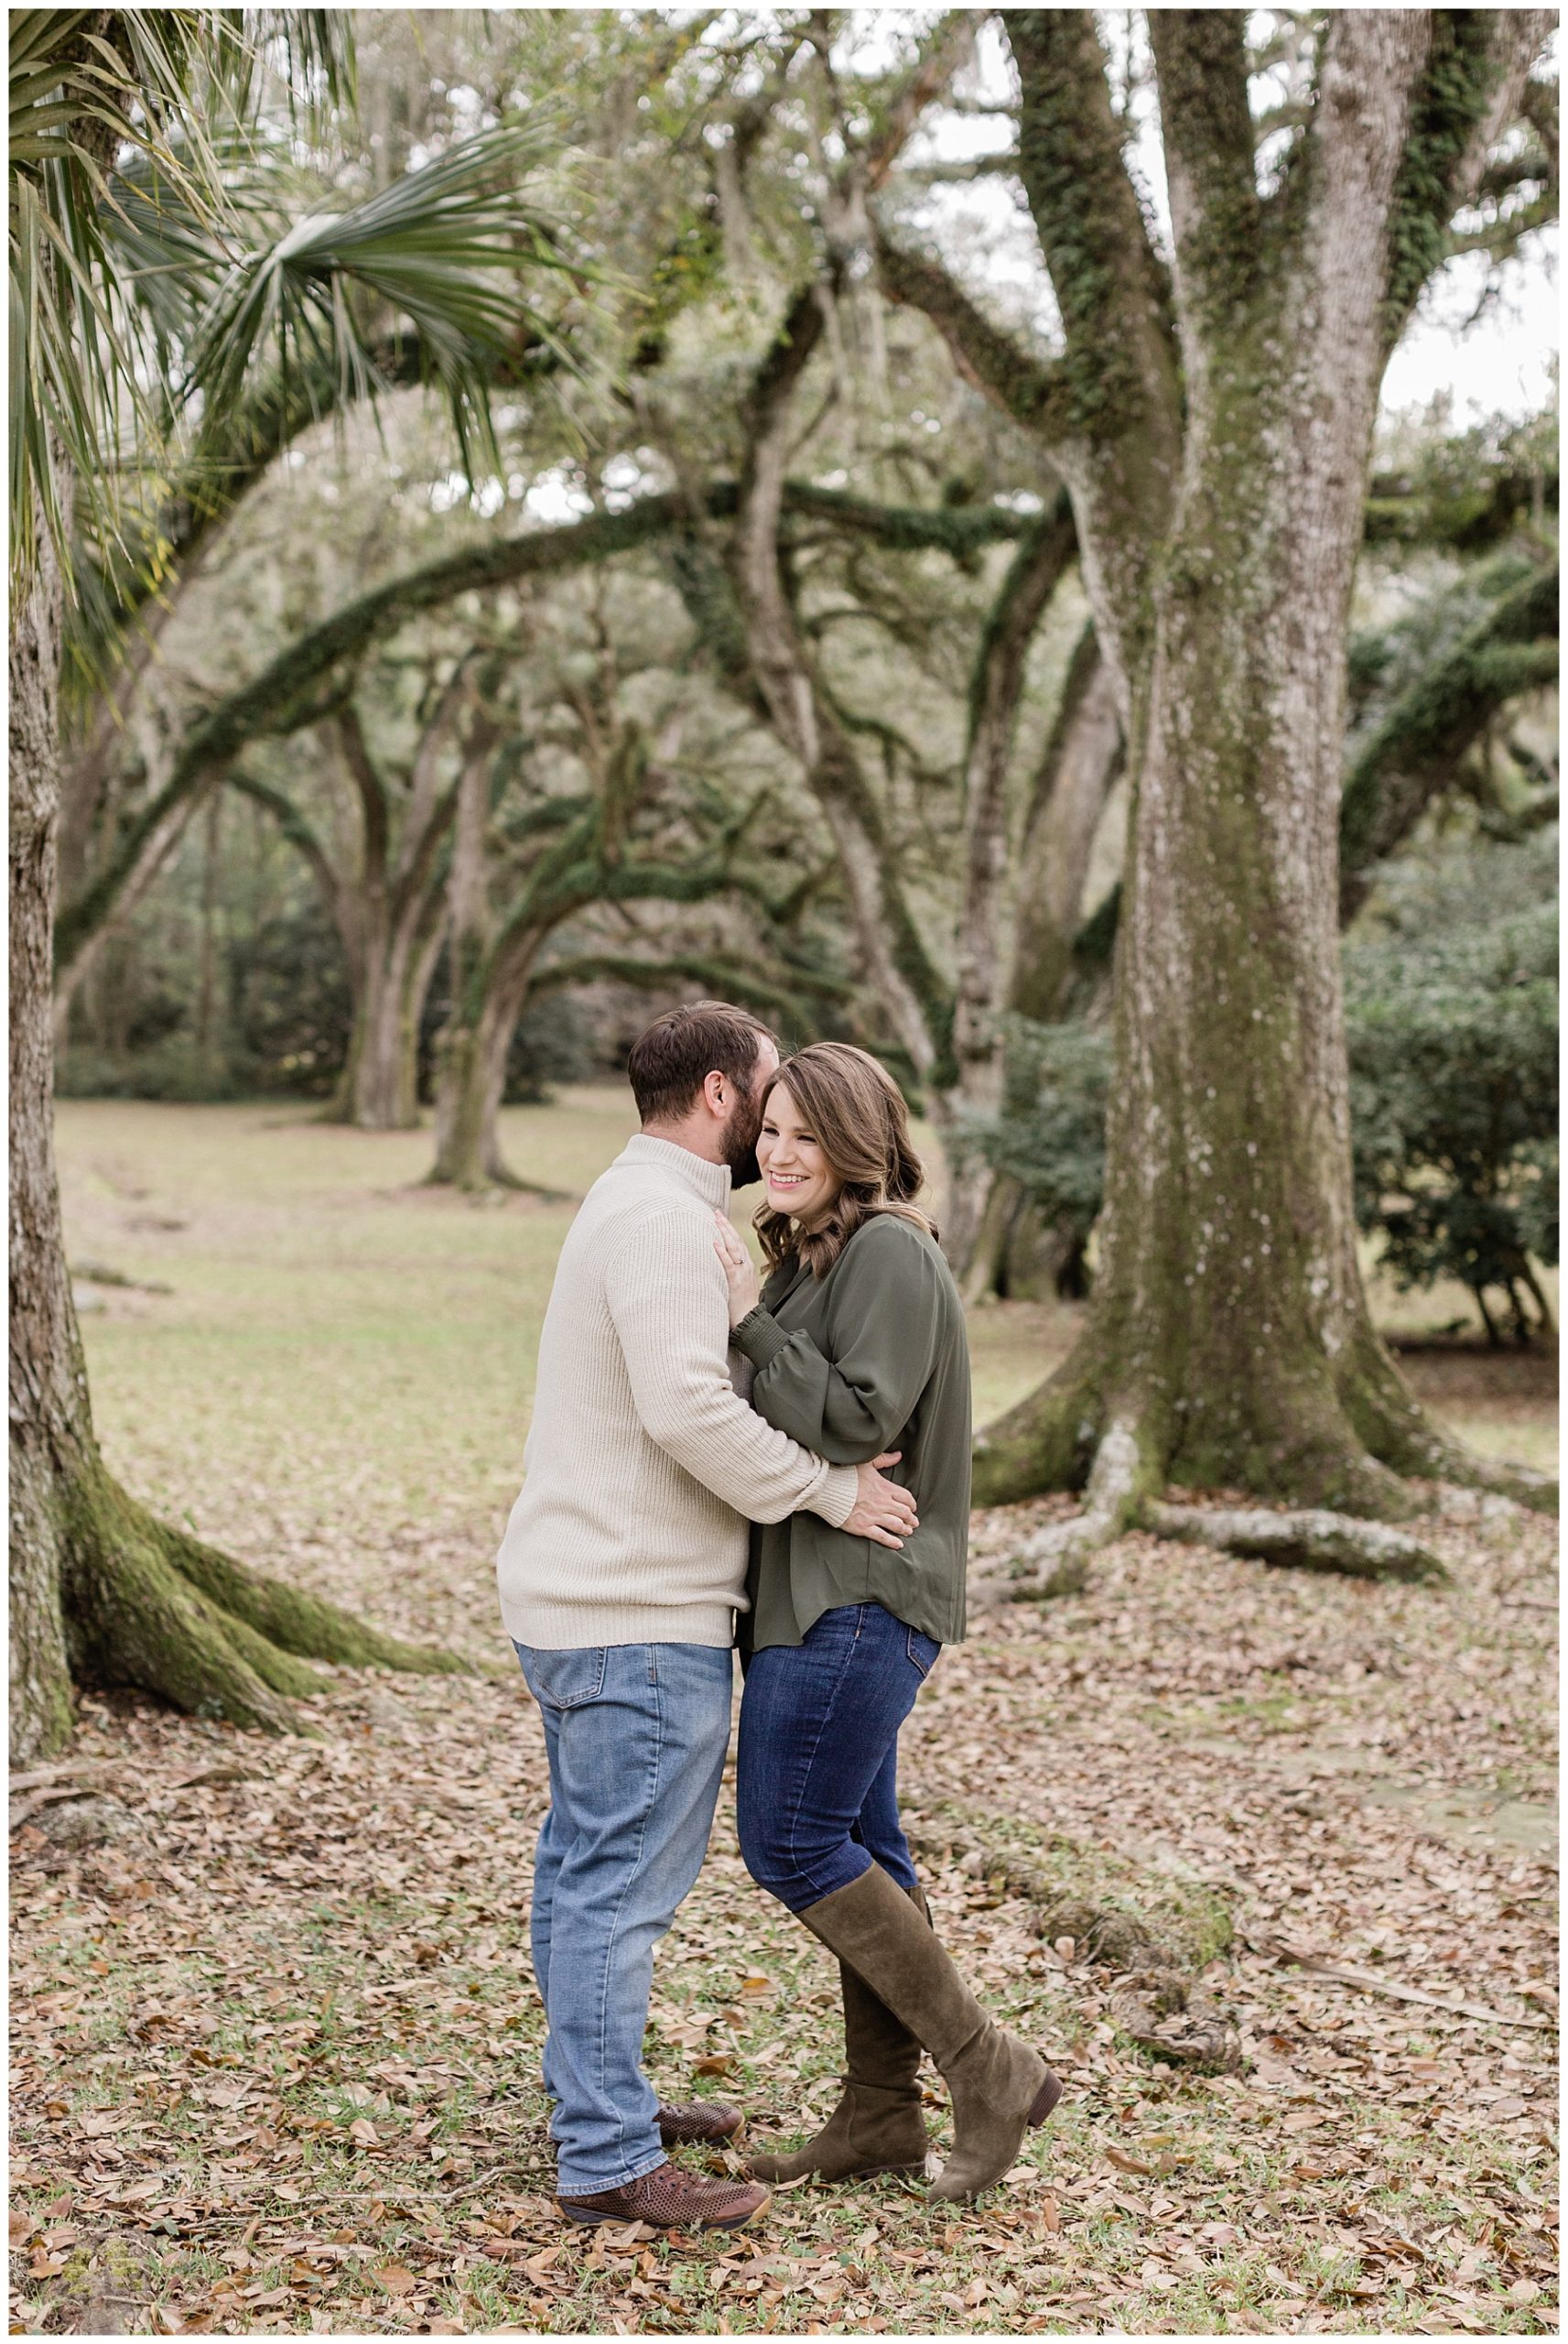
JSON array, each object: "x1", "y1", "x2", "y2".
[{"x1": 722, "y1": 1087, "x2": 765, "y2": 1188}]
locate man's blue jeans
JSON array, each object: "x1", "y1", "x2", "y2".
[
  {"x1": 737, "y1": 1602, "x2": 940, "y2": 1915},
  {"x1": 514, "y1": 1640, "x2": 732, "y2": 2196}
]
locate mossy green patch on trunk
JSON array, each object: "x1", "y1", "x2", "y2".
[
  {"x1": 970, "y1": 1345, "x2": 1105, "y2": 1507},
  {"x1": 55, "y1": 1460, "x2": 466, "y2": 1736}
]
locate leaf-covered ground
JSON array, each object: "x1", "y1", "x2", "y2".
[{"x1": 11, "y1": 1100, "x2": 1560, "y2": 2335}]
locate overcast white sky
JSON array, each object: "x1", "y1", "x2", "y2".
[{"x1": 888, "y1": 10, "x2": 1559, "y2": 427}]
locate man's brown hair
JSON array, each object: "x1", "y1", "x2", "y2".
[{"x1": 627, "y1": 1000, "x2": 776, "y2": 1124}]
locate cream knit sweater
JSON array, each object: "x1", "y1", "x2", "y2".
[{"x1": 496, "y1": 1134, "x2": 859, "y2": 1650}]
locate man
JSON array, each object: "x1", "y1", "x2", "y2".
[{"x1": 498, "y1": 1001, "x2": 918, "y2": 2232}]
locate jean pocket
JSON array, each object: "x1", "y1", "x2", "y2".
[
  {"x1": 905, "y1": 1626, "x2": 941, "y2": 1678},
  {"x1": 521, "y1": 1646, "x2": 609, "y2": 1710}
]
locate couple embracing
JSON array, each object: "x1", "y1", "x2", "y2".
[{"x1": 497, "y1": 1002, "x2": 1060, "y2": 2232}]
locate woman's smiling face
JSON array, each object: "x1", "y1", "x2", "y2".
[{"x1": 757, "y1": 1081, "x2": 842, "y2": 1230}]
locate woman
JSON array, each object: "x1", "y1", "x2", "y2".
[{"x1": 711, "y1": 1042, "x2": 1060, "y2": 2202}]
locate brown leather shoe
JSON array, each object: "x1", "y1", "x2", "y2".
[
  {"x1": 558, "y1": 2160, "x2": 770, "y2": 2231},
  {"x1": 657, "y1": 2098, "x2": 743, "y2": 2147}
]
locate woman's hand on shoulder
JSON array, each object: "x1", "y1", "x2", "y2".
[{"x1": 712, "y1": 1210, "x2": 762, "y2": 1329}]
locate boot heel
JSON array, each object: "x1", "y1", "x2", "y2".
[{"x1": 1027, "y1": 2069, "x2": 1063, "y2": 2127}]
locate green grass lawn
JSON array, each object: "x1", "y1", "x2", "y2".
[{"x1": 60, "y1": 1091, "x2": 1556, "y2": 1567}]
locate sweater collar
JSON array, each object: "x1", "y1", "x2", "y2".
[{"x1": 620, "y1": 1131, "x2": 733, "y2": 1210}]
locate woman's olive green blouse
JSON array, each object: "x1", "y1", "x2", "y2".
[{"x1": 731, "y1": 1211, "x2": 970, "y2": 1653}]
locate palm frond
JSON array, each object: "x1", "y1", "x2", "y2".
[
  {"x1": 10, "y1": 8, "x2": 243, "y2": 581},
  {"x1": 11, "y1": 12, "x2": 582, "y2": 600},
  {"x1": 178, "y1": 116, "x2": 584, "y2": 481}
]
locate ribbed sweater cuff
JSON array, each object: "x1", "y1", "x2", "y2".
[
  {"x1": 811, "y1": 1462, "x2": 859, "y2": 1529},
  {"x1": 732, "y1": 1306, "x2": 790, "y2": 1367}
]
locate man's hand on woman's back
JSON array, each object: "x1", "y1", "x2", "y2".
[{"x1": 843, "y1": 1452, "x2": 919, "y2": 1548}]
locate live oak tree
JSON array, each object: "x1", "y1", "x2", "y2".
[
  {"x1": 875, "y1": 8, "x2": 1557, "y2": 1574},
  {"x1": 420, "y1": 585, "x2": 810, "y2": 1192},
  {"x1": 979, "y1": 456, "x2": 1560, "y2": 1304}
]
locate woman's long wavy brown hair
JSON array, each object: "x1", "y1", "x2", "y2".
[{"x1": 753, "y1": 1042, "x2": 937, "y2": 1277}]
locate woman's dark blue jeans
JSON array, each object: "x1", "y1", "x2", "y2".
[{"x1": 737, "y1": 1601, "x2": 940, "y2": 1915}]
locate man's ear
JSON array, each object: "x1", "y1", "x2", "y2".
[{"x1": 702, "y1": 1068, "x2": 728, "y2": 1116}]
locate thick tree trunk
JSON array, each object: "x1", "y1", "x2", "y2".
[
  {"x1": 11, "y1": 546, "x2": 82, "y2": 1759},
  {"x1": 345, "y1": 926, "x2": 427, "y2": 1130},
  {"x1": 332, "y1": 685, "x2": 465, "y2": 1132},
  {"x1": 979, "y1": 504, "x2": 1466, "y2": 1515},
  {"x1": 428, "y1": 954, "x2": 535, "y2": 1190},
  {"x1": 10, "y1": 540, "x2": 463, "y2": 1763},
  {"x1": 973, "y1": 11, "x2": 1556, "y2": 1547}
]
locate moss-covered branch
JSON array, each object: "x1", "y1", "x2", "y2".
[
  {"x1": 741, "y1": 277, "x2": 834, "y2": 455},
  {"x1": 873, "y1": 228, "x2": 1072, "y2": 440},
  {"x1": 1364, "y1": 461, "x2": 1558, "y2": 550},
  {"x1": 1148, "y1": 12, "x2": 1260, "y2": 326},
  {"x1": 529, "y1": 950, "x2": 851, "y2": 1022},
  {"x1": 63, "y1": 332, "x2": 474, "y2": 698},
  {"x1": 1381, "y1": 13, "x2": 1553, "y2": 349},
  {"x1": 964, "y1": 491, "x2": 1077, "y2": 751},
  {"x1": 1340, "y1": 557, "x2": 1558, "y2": 917},
  {"x1": 56, "y1": 479, "x2": 1029, "y2": 978},
  {"x1": 1006, "y1": 9, "x2": 1179, "y2": 437}
]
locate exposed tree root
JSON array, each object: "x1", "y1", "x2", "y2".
[
  {"x1": 60, "y1": 1465, "x2": 467, "y2": 1736},
  {"x1": 421, "y1": 1122, "x2": 575, "y2": 1202},
  {"x1": 421, "y1": 1160, "x2": 575, "y2": 1203},
  {"x1": 481, "y1": 1169, "x2": 574, "y2": 1203},
  {"x1": 982, "y1": 1321, "x2": 1554, "y2": 1595},
  {"x1": 1001, "y1": 1412, "x2": 1151, "y2": 1595},
  {"x1": 1105, "y1": 1970, "x2": 1242, "y2": 2076},
  {"x1": 1344, "y1": 1328, "x2": 1558, "y2": 1513},
  {"x1": 1143, "y1": 1502, "x2": 1448, "y2": 1584}
]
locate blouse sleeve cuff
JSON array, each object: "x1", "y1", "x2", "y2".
[{"x1": 731, "y1": 1306, "x2": 791, "y2": 1367}]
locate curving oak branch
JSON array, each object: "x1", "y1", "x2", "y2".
[{"x1": 54, "y1": 478, "x2": 1030, "y2": 987}]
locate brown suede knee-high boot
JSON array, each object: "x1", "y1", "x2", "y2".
[
  {"x1": 748, "y1": 1883, "x2": 932, "y2": 2183},
  {"x1": 795, "y1": 1861, "x2": 1062, "y2": 2200}
]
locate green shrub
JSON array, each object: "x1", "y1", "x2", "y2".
[
  {"x1": 981, "y1": 835, "x2": 1557, "y2": 1341},
  {"x1": 1345, "y1": 835, "x2": 1558, "y2": 1342},
  {"x1": 504, "y1": 994, "x2": 593, "y2": 1104},
  {"x1": 56, "y1": 1040, "x2": 243, "y2": 1103},
  {"x1": 978, "y1": 1017, "x2": 1111, "y2": 1250}
]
